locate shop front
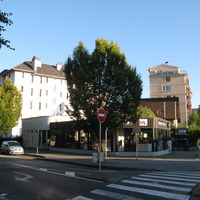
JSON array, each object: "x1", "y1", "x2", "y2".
[{"x1": 109, "y1": 117, "x2": 171, "y2": 157}]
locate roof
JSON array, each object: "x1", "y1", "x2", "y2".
[
  {"x1": 149, "y1": 63, "x2": 180, "y2": 73},
  {"x1": 1, "y1": 61, "x2": 65, "y2": 78}
]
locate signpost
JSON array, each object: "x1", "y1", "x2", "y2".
[{"x1": 97, "y1": 107, "x2": 106, "y2": 173}]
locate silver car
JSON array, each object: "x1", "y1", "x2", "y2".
[{"x1": 1, "y1": 141, "x2": 24, "y2": 155}]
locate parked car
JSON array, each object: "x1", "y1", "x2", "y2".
[{"x1": 0, "y1": 141, "x2": 24, "y2": 155}]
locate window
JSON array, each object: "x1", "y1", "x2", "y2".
[
  {"x1": 67, "y1": 93, "x2": 69, "y2": 99},
  {"x1": 40, "y1": 76, "x2": 42, "y2": 84},
  {"x1": 39, "y1": 102, "x2": 41, "y2": 110},
  {"x1": 31, "y1": 75, "x2": 34, "y2": 82},
  {"x1": 162, "y1": 77, "x2": 170, "y2": 82},
  {"x1": 31, "y1": 88, "x2": 33, "y2": 96},
  {"x1": 22, "y1": 72, "x2": 24, "y2": 78},
  {"x1": 60, "y1": 92, "x2": 62, "y2": 97},
  {"x1": 46, "y1": 77, "x2": 48, "y2": 83},
  {"x1": 29, "y1": 101, "x2": 32, "y2": 109},
  {"x1": 46, "y1": 90, "x2": 48, "y2": 96},
  {"x1": 46, "y1": 103, "x2": 48, "y2": 109},
  {"x1": 39, "y1": 89, "x2": 42, "y2": 97},
  {"x1": 21, "y1": 86, "x2": 24, "y2": 92},
  {"x1": 162, "y1": 86, "x2": 171, "y2": 91},
  {"x1": 52, "y1": 85, "x2": 56, "y2": 91}
]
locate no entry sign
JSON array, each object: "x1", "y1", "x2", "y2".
[{"x1": 97, "y1": 107, "x2": 106, "y2": 123}]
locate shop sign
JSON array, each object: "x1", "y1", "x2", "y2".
[
  {"x1": 139, "y1": 119, "x2": 148, "y2": 126},
  {"x1": 158, "y1": 120, "x2": 166, "y2": 127}
]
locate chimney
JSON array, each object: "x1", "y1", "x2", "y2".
[
  {"x1": 56, "y1": 62, "x2": 63, "y2": 71},
  {"x1": 32, "y1": 56, "x2": 41, "y2": 71}
]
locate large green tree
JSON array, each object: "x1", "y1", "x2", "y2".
[
  {"x1": 64, "y1": 38, "x2": 143, "y2": 137},
  {"x1": 0, "y1": 0, "x2": 15, "y2": 50},
  {"x1": 137, "y1": 105, "x2": 155, "y2": 117},
  {"x1": 0, "y1": 78, "x2": 22, "y2": 133}
]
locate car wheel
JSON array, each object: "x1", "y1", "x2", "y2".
[{"x1": 6, "y1": 150, "x2": 10, "y2": 155}]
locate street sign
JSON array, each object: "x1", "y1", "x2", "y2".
[{"x1": 97, "y1": 107, "x2": 106, "y2": 123}]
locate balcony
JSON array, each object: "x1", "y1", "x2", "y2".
[{"x1": 149, "y1": 71, "x2": 186, "y2": 76}]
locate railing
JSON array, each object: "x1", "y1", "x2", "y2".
[{"x1": 150, "y1": 71, "x2": 186, "y2": 76}]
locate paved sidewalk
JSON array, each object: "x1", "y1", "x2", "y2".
[{"x1": 24, "y1": 148, "x2": 200, "y2": 172}]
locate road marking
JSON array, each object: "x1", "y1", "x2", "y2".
[
  {"x1": 147, "y1": 172, "x2": 200, "y2": 179},
  {"x1": 71, "y1": 196, "x2": 93, "y2": 200},
  {"x1": 107, "y1": 184, "x2": 190, "y2": 200},
  {"x1": 149, "y1": 171, "x2": 200, "y2": 177},
  {"x1": 130, "y1": 176, "x2": 196, "y2": 186},
  {"x1": 39, "y1": 168, "x2": 48, "y2": 171},
  {"x1": 91, "y1": 189, "x2": 143, "y2": 200},
  {"x1": 65, "y1": 171, "x2": 75, "y2": 177},
  {"x1": 140, "y1": 174, "x2": 200, "y2": 183},
  {"x1": 11, "y1": 163, "x2": 102, "y2": 183},
  {"x1": 122, "y1": 179, "x2": 192, "y2": 192},
  {"x1": 0, "y1": 193, "x2": 8, "y2": 197},
  {"x1": 13, "y1": 171, "x2": 33, "y2": 182}
]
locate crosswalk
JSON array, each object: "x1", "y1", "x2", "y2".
[{"x1": 72, "y1": 171, "x2": 200, "y2": 200}]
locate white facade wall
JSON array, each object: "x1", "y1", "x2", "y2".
[
  {"x1": 0, "y1": 57, "x2": 72, "y2": 138},
  {"x1": 12, "y1": 71, "x2": 69, "y2": 119}
]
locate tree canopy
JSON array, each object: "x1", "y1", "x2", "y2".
[
  {"x1": 0, "y1": 78, "x2": 22, "y2": 133},
  {"x1": 64, "y1": 38, "x2": 143, "y2": 136},
  {"x1": 137, "y1": 105, "x2": 156, "y2": 117},
  {"x1": 0, "y1": 0, "x2": 15, "y2": 50},
  {"x1": 188, "y1": 106, "x2": 200, "y2": 145}
]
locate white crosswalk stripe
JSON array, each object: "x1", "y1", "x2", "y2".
[
  {"x1": 72, "y1": 171, "x2": 199, "y2": 200},
  {"x1": 71, "y1": 196, "x2": 93, "y2": 200},
  {"x1": 91, "y1": 189, "x2": 143, "y2": 200},
  {"x1": 139, "y1": 174, "x2": 200, "y2": 183},
  {"x1": 121, "y1": 179, "x2": 192, "y2": 192},
  {"x1": 130, "y1": 176, "x2": 196, "y2": 186},
  {"x1": 107, "y1": 183, "x2": 190, "y2": 200}
]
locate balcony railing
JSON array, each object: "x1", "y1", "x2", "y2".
[{"x1": 150, "y1": 71, "x2": 186, "y2": 76}]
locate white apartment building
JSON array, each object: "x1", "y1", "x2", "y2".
[
  {"x1": 0, "y1": 56, "x2": 71, "y2": 137},
  {"x1": 148, "y1": 62, "x2": 192, "y2": 127}
]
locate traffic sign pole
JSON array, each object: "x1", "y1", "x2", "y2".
[
  {"x1": 97, "y1": 107, "x2": 106, "y2": 173},
  {"x1": 99, "y1": 121, "x2": 101, "y2": 173}
]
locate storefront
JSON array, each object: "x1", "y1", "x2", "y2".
[{"x1": 110, "y1": 117, "x2": 171, "y2": 157}]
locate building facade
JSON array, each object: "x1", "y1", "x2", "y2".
[
  {"x1": 140, "y1": 97, "x2": 180, "y2": 127},
  {"x1": 0, "y1": 56, "x2": 71, "y2": 137},
  {"x1": 148, "y1": 62, "x2": 192, "y2": 127}
]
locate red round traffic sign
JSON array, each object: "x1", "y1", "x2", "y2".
[{"x1": 97, "y1": 107, "x2": 106, "y2": 123}]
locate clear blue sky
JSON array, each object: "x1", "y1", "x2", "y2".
[{"x1": 1, "y1": 0, "x2": 200, "y2": 108}]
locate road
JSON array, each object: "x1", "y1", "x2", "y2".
[{"x1": 0, "y1": 154, "x2": 200, "y2": 200}]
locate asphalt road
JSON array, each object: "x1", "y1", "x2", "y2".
[
  {"x1": 0, "y1": 155, "x2": 105, "y2": 200},
  {"x1": 1, "y1": 154, "x2": 200, "y2": 200}
]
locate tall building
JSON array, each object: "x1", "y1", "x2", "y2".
[
  {"x1": 148, "y1": 62, "x2": 192, "y2": 127},
  {"x1": 0, "y1": 56, "x2": 71, "y2": 137}
]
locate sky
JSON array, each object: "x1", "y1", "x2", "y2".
[{"x1": 1, "y1": 0, "x2": 200, "y2": 108}]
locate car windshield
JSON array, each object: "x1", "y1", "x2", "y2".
[{"x1": 8, "y1": 142, "x2": 21, "y2": 146}]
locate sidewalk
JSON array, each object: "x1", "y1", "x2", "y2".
[{"x1": 24, "y1": 148, "x2": 200, "y2": 172}]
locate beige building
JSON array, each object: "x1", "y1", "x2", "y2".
[{"x1": 148, "y1": 62, "x2": 192, "y2": 127}]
